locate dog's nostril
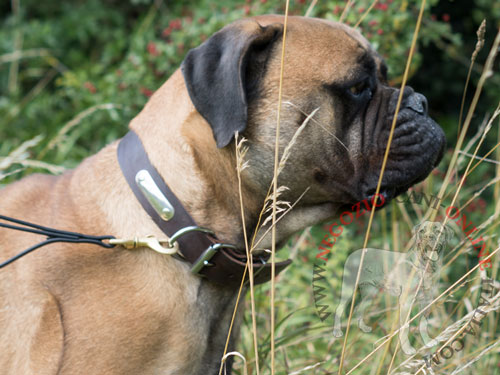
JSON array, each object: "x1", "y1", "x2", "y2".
[
  {"x1": 421, "y1": 95, "x2": 428, "y2": 113},
  {"x1": 406, "y1": 93, "x2": 428, "y2": 115}
]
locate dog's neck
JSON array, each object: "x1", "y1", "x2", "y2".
[
  {"x1": 70, "y1": 69, "x2": 336, "y2": 252},
  {"x1": 126, "y1": 70, "x2": 262, "y2": 248},
  {"x1": 126, "y1": 70, "x2": 336, "y2": 250}
]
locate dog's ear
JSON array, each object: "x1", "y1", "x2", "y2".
[
  {"x1": 443, "y1": 224, "x2": 454, "y2": 242},
  {"x1": 181, "y1": 20, "x2": 283, "y2": 148},
  {"x1": 412, "y1": 222, "x2": 425, "y2": 238}
]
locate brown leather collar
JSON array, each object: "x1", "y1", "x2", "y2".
[{"x1": 117, "y1": 131, "x2": 291, "y2": 287}]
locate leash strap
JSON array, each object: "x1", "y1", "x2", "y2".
[
  {"x1": 117, "y1": 131, "x2": 291, "y2": 286},
  {"x1": 0, "y1": 215, "x2": 114, "y2": 269}
]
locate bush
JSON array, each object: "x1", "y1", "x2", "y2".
[{"x1": 1, "y1": 0, "x2": 497, "y2": 175}]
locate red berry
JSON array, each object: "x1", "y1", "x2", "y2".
[
  {"x1": 147, "y1": 42, "x2": 160, "y2": 57},
  {"x1": 380, "y1": 3, "x2": 388, "y2": 11},
  {"x1": 358, "y1": 7, "x2": 365, "y2": 13},
  {"x1": 170, "y1": 19, "x2": 182, "y2": 30},
  {"x1": 377, "y1": 28, "x2": 383, "y2": 35},
  {"x1": 442, "y1": 13, "x2": 450, "y2": 22},
  {"x1": 244, "y1": 5, "x2": 251, "y2": 15},
  {"x1": 368, "y1": 20, "x2": 378, "y2": 26},
  {"x1": 261, "y1": 0, "x2": 267, "y2": 3},
  {"x1": 84, "y1": 81, "x2": 96, "y2": 94},
  {"x1": 333, "y1": 5, "x2": 341, "y2": 15},
  {"x1": 162, "y1": 26, "x2": 172, "y2": 37},
  {"x1": 140, "y1": 87, "x2": 153, "y2": 97}
]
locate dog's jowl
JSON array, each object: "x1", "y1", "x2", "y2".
[{"x1": 0, "y1": 15, "x2": 445, "y2": 375}]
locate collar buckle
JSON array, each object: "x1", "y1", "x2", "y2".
[{"x1": 191, "y1": 243, "x2": 237, "y2": 275}]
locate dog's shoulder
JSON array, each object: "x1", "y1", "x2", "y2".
[{"x1": 1, "y1": 173, "x2": 59, "y2": 208}]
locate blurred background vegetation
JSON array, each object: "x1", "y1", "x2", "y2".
[
  {"x1": 0, "y1": 0, "x2": 498, "y2": 170},
  {"x1": 1, "y1": 0, "x2": 499, "y2": 374}
]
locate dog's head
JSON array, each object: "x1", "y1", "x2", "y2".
[
  {"x1": 181, "y1": 15, "x2": 446, "y2": 216},
  {"x1": 412, "y1": 221, "x2": 453, "y2": 262}
]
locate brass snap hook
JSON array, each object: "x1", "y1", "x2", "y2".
[{"x1": 108, "y1": 236, "x2": 179, "y2": 255}]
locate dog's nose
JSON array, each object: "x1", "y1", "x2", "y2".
[
  {"x1": 400, "y1": 86, "x2": 428, "y2": 115},
  {"x1": 406, "y1": 92, "x2": 428, "y2": 115},
  {"x1": 388, "y1": 86, "x2": 429, "y2": 116}
]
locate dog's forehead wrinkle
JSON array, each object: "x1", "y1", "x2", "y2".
[{"x1": 253, "y1": 19, "x2": 369, "y2": 82}]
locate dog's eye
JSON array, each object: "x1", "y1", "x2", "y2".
[{"x1": 349, "y1": 79, "x2": 372, "y2": 98}]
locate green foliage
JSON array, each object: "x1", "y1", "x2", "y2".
[{"x1": 1, "y1": 0, "x2": 484, "y2": 175}]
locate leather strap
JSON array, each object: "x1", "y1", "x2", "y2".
[{"x1": 117, "y1": 131, "x2": 291, "y2": 287}]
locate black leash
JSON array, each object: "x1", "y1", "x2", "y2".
[{"x1": 0, "y1": 215, "x2": 115, "y2": 269}]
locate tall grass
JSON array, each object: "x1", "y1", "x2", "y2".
[
  {"x1": 1, "y1": 1, "x2": 499, "y2": 375},
  {"x1": 230, "y1": 4, "x2": 500, "y2": 375}
]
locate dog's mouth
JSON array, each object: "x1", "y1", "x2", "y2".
[
  {"x1": 364, "y1": 185, "x2": 405, "y2": 209},
  {"x1": 385, "y1": 90, "x2": 446, "y2": 176},
  {"x1": 357, "y1": 89, "x2": 446, "y2": 209},
  {"x1": 318, "y1": 87, "x2": 446, "y2": 216},
  {"x1": 336, "y1": 185, "x2": 390, "y2": 213},
  {"x1": 339, "y1": 184, "x2": 406, "y2": 212}
]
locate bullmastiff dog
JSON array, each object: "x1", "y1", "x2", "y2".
[{"x1": 0, "y1": 15, "x2": 445, "y2": 375}]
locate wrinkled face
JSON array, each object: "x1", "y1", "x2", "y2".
[
  {"x1": 182, "y1": 15, "x2": 446, "y2": 220},
  {"x1": 244, "y1": 16, "x2": 446, "y2": 210}
]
